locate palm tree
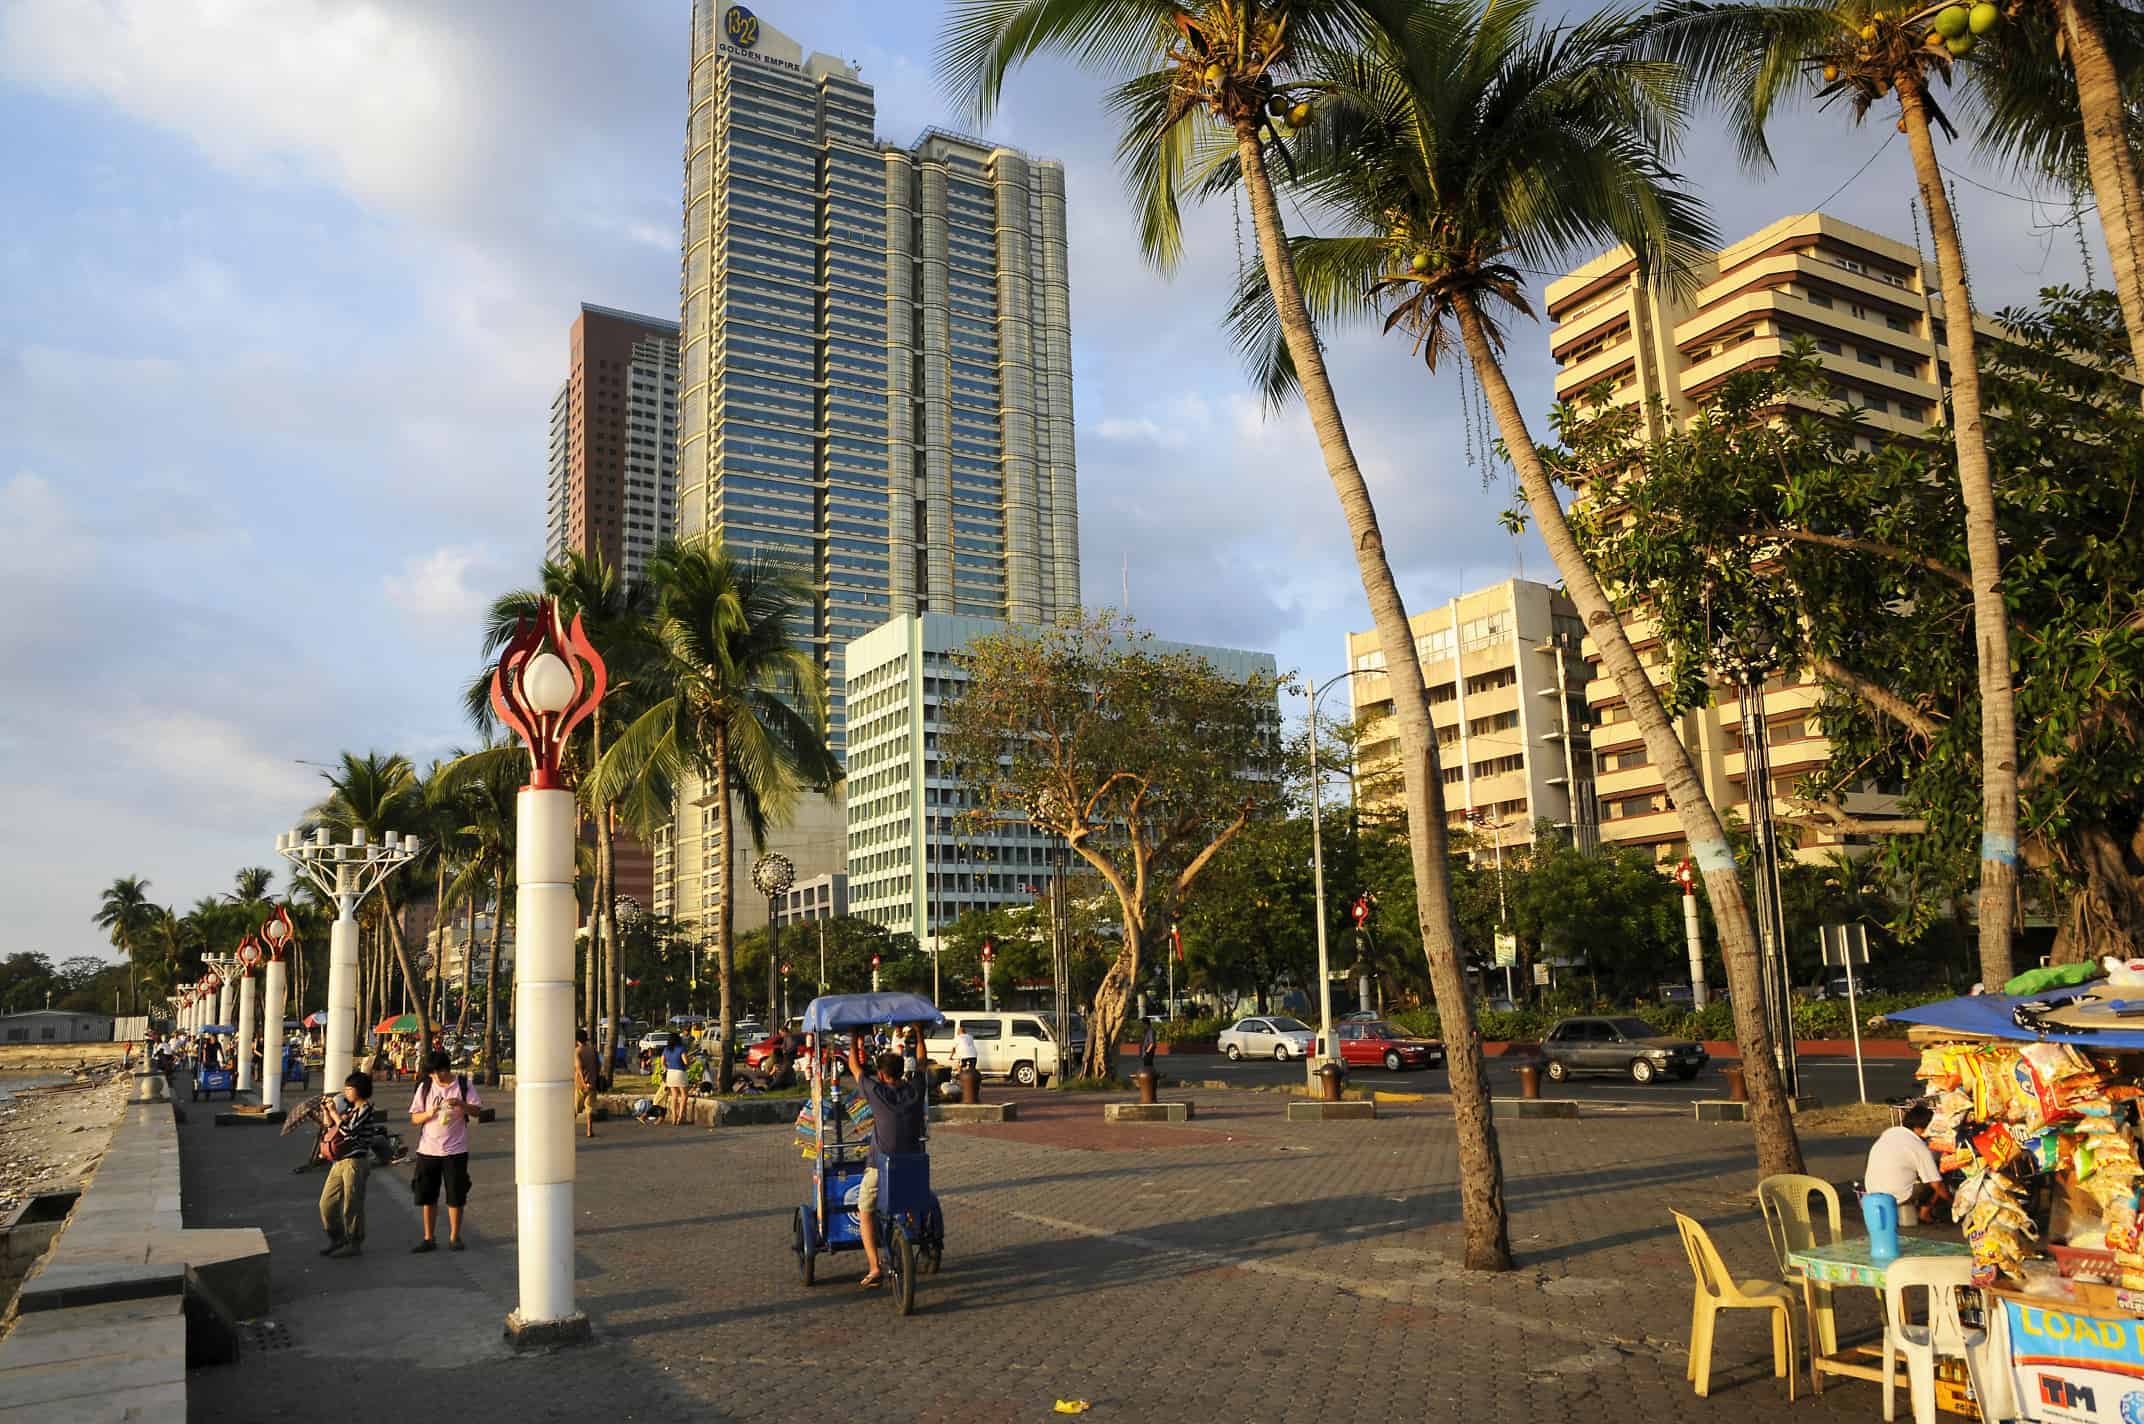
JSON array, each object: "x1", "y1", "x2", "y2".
[
  {"x1": 313, "y1": 752, "x2": 433, "y2": 1050},
  {"x1": 590, "y1": 538, "x2": 839, "y2": 1094},
  {"x1": 1639, "y1": 0, "x2": 2019, "y2": 990},
  {"x1": 435, "y1": 742, "x2": 523, "y2": 1085},
  {"x1": 93, "y1": 876, "x2": 155, "y2": 987},
  {"x1": 229, "y1": 867, "x2": 275, "y2": 905},
  {"x1": 941, "y1": 0, "x2": 1517, "y2": 1271},
  {"x1": 1225, "y1": 0, "x2": 1805, "y2": 1175},
  {"x1": 471, "y1": 551, "x2": 657, "y2": 1071}
]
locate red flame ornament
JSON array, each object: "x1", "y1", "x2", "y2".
[
  {"x1": 260, "y1": 905, "x2": 295, "y2": 962},
  {"x1": 489, "y1": 597, "x2": 607, "y2": 790}
]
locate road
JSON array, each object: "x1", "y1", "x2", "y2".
[{"x1": 1164, "y1": 1049, "x2": 1921, "y2": 1105}]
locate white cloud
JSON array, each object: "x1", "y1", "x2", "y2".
[
  {"x1": 0, "y1": 0, "x2": 484, "y2": 219},
  {"x1": 97, "y1": 707, "x2": 320, "y2": 816},
  {"x1": 383, "y1": 545, "x2": 501, "y2": 624}
]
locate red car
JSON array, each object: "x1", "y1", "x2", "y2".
[{"x1": 1335, "y1": 1021, "x2": 1445, "y2": 1071}]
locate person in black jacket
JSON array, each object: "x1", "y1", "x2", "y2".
[{"x1": 318, "y1": 1072, "x2": 383, "y2": 1257}]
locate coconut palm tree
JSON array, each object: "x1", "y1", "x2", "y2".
[
  {"x1": 588, "y1": 537, "x2": 838, "y2": 1094},
  {"x1": 229, "y1": 867, "x2": 275, "y2": 906},
  {"x1": 93, "y1": 876, "x2": 156, "y2": 983},
  {"x1": 1638, "y1": 0, "x2": 2020, "y2": 991},
  {"x1": 435, "y1": 742, "x2": 523, "y2": 1084},
  {"x1": 470, "y1": 551, "x2": 658, "y2": 1070},
  {"x1": 1224, "y1": 0, "x2": 1808, "y2": 1175},
  {"x1": 312, "y1": 752, "x2": 434, "y2": 1050},
  {"x1": 941, "y1": 0, "x2": 1517, "y2": 1270}
]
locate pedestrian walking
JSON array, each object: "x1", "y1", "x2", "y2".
[
  {"x1": 574, "y1": 1028, "x2": 603, "y2": 1140},
  {"x1": 318, "y1": 1071, "x2": 382, "y2": 1258},
  {"x1": 408, "y1": 1050, "x2": 481, "y2": 1253},
  {"x1": 662, "y1": 1033, "x2": 690, "y2": 1127},
  {"x1": 954, "y1": 1025, "x2": 979, "y2": 1075}
]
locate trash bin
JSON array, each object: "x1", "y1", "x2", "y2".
[{"x1": 1517, "y1": 1063, "x2": 1541, "y2": 1100}]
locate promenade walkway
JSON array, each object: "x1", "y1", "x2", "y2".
[{"x1": 181, "y1": 1086, "x2": 1901, "y2": 1422}]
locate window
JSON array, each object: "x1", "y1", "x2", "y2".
[
  {"x1": 1011, "y1": 1019, "x2": 1044, "y2": 1039},
  {"x1": 959, "y1": 1020, "x2": 1002, "y2": 1039}
]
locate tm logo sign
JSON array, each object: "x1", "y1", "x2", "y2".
[{"x1": 2040, "y1": 1375, "x2": 2099, "y2": 1413}]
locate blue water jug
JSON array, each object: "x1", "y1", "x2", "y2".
[{"x1": 1863, "y1": 1191, "x2": 1901, "y2": 1264}]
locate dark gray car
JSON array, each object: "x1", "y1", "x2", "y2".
[{"x1": 1540, "y1": 1016, "x2": 1708, "y2": 1084}]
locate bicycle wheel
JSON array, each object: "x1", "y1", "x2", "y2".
[
  {"x1": 887, "y1": 1220, "x2": 915, "y2": 1316},
  {"x1": 793, "y1": 1207, "x2": 816, "y2": 1287}
]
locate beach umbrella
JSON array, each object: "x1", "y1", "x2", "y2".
[{"x1": 373, "y1": 1013, "x2": 421, "y2": 1034}]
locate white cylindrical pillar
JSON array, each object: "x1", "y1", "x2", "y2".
[
  {"x1": 513, "y1": 787, "x2": 582, "y2": 1331},
  {"x1": 236, "y1": 973, "x2": 258, "y2": 1093},
  {"x1": 325, "y1": 886, "x2": 360, "y2": 1093},
  {"x1": 262, "y1": 959, "x2": 288, "y2": 1112},
  {"x1": 216, "y1": 976, "x2": 234, "y2": 1031}
]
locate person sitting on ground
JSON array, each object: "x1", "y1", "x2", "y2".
[
  {"x1": 744, "y1": 1050, "x2": 796, "y2": 1093},
  {"x1": 1866, "y1": 1103, "x2": 1952, "y2": 1224},
  {"x1": 844, "y1": 1037, "x2": 927, "y2": 1289},
  {"x1": 318, "y1": 1071, "x2": 383, "y2": 1258}
]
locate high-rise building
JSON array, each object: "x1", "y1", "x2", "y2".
[
  {"x1": 662, "y1": 4, "x2": 1082, "y2": 934},
  {"x1": 844, "y1": 614, "x2": 1275, "y2": 944},
  {"x1": 1343, "y1": 580, "x2": 1596, "y2": 851},
  {"x1": 545, "y1": 304, "x2": 681, "y2": 588},
  {"x1": 1544, "y1": 213, "x2": 1935, "y2": 863}
]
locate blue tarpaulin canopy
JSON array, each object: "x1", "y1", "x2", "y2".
[
  {"x1": 1885, "y1": 985, "x2": 2144, "y2": 1051},
  {"x1": 799, "y1": 993, "x2": 945, "y2": 1033}
]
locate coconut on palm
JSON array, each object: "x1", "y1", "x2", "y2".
[
  {"x1": 1823, "y1": 62, "x2": 1840, "y2": 80},
  {"x1": 1934, "y1": 6, "x2": 1970, "y2": 37},
  {"x1": 1968, "y1": 1, "x2": 1999, "y2": 30},
  {"x1": 1203, "y1": 62, "x2": 1224, "y2": 86},
  {"x1": 1287, "y1": 100, "x2": 1312, "y2": 127},
  {"x1": 1410, "y1": 252, "x2": 1433, "y2": 275},
  {"x1": 1946, "y1": 30, "x2": 1974, "y2": 52},
  {"x1": 1268, "y1": 94, "x2": 1289, "y2": 116}
]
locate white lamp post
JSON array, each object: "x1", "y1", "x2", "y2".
[
  {"x1": 234, "y1": 937, "x2": 263, "y2": 1094},
  {"x1": 208, "y1": 957, "x2": 237, "y2": 1032},
  {"x1": 1304, "y1": 668, "x2": 1378, "y2": 1089},
  {"x1": 491, "y1": 598, "x2": 605, "y2": 1349},
  {"x1": 259, "y1": 907, "x2": 296, "y2": 1111},
  {"x1": 278, "y1": 826, "x2": 418, "y2": 1094}
]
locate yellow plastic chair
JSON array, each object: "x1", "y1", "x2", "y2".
[
  {"x1": 1673, "y1": 1210, "x2": 1799, "y2": 1400},
  {"x1": 1757, "y1": 1173, "x2": 1843, "y2": 1356}
]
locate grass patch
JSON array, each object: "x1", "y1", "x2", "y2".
[{"x1": 1055, "y1": 1076, "x2": 1122, "y2": 1092}]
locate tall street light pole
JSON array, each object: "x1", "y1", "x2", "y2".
[
  {"x1": 260, "y1": 907, "x2": 296, "y2": 1111},
  {"x1": 753, "y1": 854, "x2": 794, "y2": 1022},
  {"x1": 234, "y1": 936, "x2": 263, "y2": 1096},
  {"x1": 1305, "y1": 668, "x2": 1375, "y2": 1090},
  {"x1": 490, "y1": 597, "x2": 605, "y2": 1350},
  {"x1": 279, "y1": 826, "x2": 418, "y2": 1095}
]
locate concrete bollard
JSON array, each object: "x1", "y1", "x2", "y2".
[
  {"x1": 1724, "y1": 1066, "x2": 1748, "y2": 1102},
  {"x1": 1135, "y1": 1071, "x2": 1158, "y2": 1105},
  {"x1": 1517, "y1": 1063, "x2": 1541, "y2": 1100},
  {"x1": 1317, "y1": 1063, "x2": 1347, "y2": 1102},
  {"x1": 958, "y1": 1068, "x2": 981, "y2": 1105}
]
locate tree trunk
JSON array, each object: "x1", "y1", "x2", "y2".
[
  {"x1": 1451, "y1": 290, "x2": 1806, "y2": 1181},
  {"x1": 482, "y1": 867, "x2": 505, "y2": 1086},
  {"x1": 380, "y1": 888, "x2": 434, "y2": 1051},
  {"x1": 2060, "y1": 0, "x2": 2144, "y2": 392},
  {"x1": 1898, "y1": 80, "x2": 2021, "y2": 991},
  {"x1": 1235, "y1": 122, "x2": 1512, "y2": 1270},
  {"x1": 714, "y1": 733, "x2": 737, "y2": 1094},
  {"x1": 2047, "y1": 822, "x2": 2144, "y2": 963}
]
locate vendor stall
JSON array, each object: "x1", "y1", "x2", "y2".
[{"x1": 1881, "y1": 975, "x2": 2144, "y2": 1424}]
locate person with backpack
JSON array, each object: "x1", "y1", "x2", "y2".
[
  {"x1": 318, "y1": 1071, "x2": 383, "y2": 1257},
  {"x1": 408, "y1": 1049, "x2": 481, "y2": 1252}
]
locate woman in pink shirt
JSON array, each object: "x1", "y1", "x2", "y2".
[{"x1": 408, "y1": 1049, "x2": 481, "y2": 1252}]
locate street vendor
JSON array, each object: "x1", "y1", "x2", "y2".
[
  {"x1": 845, "y1": 1034, "x2": 926, "y2": 1290},
  {"x1": 1865, "y1": 1103, "x2": 1952, "y2": 1223}
]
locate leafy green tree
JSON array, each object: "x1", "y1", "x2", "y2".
[
  {"x1": 1176, "y1": 812, "x2": 1317, "y2": 1013},
  {"x1": 1224, "y1": 0, "x2": 1802, "y2": 1178},
  {"x1": 1569, "y1": 294, "x2": 2144, "y2": 969},
  {"x1": 940, "y1": 611, "x2": 1281, "y2": 1078},
  {"x1": 434, "y1": 741, "x2": 522, "y2": 1083},
  {"x1": 1507, "y1": 836, "x2": 1684, "y2": 996},
  {"x1": 941, "y1": 0, "x2": 1514, "y2": 1268},
  {"x1": 590, "y1": 538, "x2": 840, "y2": 1091},
  {"x1": 93, "y1": 876, "x2": 156, "y2": 987},
  {"x1": 1638, "y1": 0, "x2": 2020, "y2": 988}
]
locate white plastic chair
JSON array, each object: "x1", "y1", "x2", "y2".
[
  {"x1": 1882, "y1": 1256, "x2": 1975, "y2": 1424},
  {"x1": 1936, "y1": 1275, "x2": 2016, "y2": 1424}
]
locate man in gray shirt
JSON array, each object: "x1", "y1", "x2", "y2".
[{"x1": 846, "y1": 1037, "x2": 925, "y2": 1288}]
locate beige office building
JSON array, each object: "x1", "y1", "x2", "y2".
[
  {"x1": 1544, "y1": 212, "x2": 1937, "y2": 862},
  {"x1": 1345, "y1": 579, "x2": 1596, "y2": 850}
]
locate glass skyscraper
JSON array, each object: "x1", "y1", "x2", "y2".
[{"x1": 659, "y1": 3, "x2": 1081, "y2": 933}]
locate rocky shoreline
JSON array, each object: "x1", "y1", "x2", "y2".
[{"x1": 0, "y1": 1072, "x2": 128, "y2": 1222}]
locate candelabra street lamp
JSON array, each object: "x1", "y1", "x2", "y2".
[
  {"x1": 260, "y1": 907, "x2": 296, "y2": 1111},
  {"x1": 752, "y1": 853, "x2": 794, "y2": 1022},
  {"x1": 207, "y1": 957, "x2": 237, "y2": 1034},
  {"x1": 278, "y1": 825, "x2": 419, "y2": 1097},
  {"x1": 234, "y1": 936, "x2": 263, "y2": 1095},
  {"x1": 491, "y1": 597, "x2": 605, "y2": 1349}
]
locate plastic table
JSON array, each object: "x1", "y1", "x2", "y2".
[{"x1": 1787, "y1": 1234, "x2": 1973, "y2": 1394}]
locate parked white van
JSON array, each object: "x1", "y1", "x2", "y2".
[{"x1": 924, "y1": 1012, "x2": 1086, "y2": 1086}]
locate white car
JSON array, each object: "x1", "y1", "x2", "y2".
[{"x1": 1219, "y1": 1016, "x2": 1317, "y2": 1062}]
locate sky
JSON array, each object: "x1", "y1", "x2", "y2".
[{"x1": 0, "y1": 0, "x2": 2105, "y2": 967}]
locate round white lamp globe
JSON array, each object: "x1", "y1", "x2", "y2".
[{"x1": 521, "y1": 651, "x2": 576, "y2": 714}]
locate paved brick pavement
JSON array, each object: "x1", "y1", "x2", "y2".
[{"x1": 179, "y1": 1084, "x2": 1911, "y2": 1424}]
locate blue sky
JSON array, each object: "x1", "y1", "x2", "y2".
[{"x1": 0, "y1": 0, "x2": 2101, "y2": 965}]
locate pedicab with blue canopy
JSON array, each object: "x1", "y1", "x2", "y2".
[{"x1": 791, "y1": 992, "x2": 945, "y2": 1315}]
